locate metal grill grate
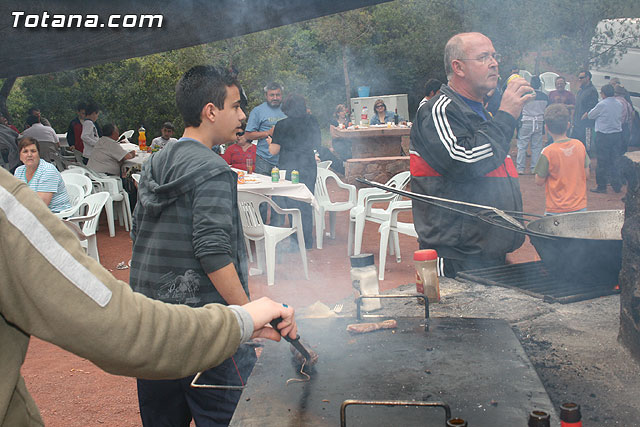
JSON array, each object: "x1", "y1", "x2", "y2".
[{"x1": 457, "y1": 261, "x2": 619, "y2": 304}]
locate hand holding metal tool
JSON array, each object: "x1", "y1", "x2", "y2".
[{"x1": 270, "y1": 317, "x2": 318, "y2": 367}]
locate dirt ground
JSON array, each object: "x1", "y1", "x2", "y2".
[{"x1": 20, "y1": 146, "x2": 635, "y2": 426}]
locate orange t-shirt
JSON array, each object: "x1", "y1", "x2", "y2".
[{"x1": 535, "y1": 138, "x2": 589, "y2": 213}]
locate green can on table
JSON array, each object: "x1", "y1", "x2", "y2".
[
  {"x1": 291, "y1": 170, "x2": 299, "y2": 184},
  {"x1": 271, "y1": 167, "x2": 280, "y2": 183}
]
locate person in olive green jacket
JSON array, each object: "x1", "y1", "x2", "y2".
[{"x1": 0, "y1": 166, "x2": 297, "y2": 427}]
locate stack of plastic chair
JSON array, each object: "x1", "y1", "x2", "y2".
[
  {"x1": 377, "y1": 200, "x2": 416, "y2": 280},
  {"x1": 65, "y1": 192, "x2": 110, "y2": 262},
  {"x1": 348, "y1": 170, "x2": 411, "y2": 256},
  {"x1": 237, "y1": 191, "x2": 309, "y2": 286},
  {"x1": 313, "y1": 167, "x2": 356, "y2": 249},
  {"x1": 66, "y1": 165, "x2": 132, "y2": 237},
  {"x1": 61, "y1": 171, "x2": 93, "y2": 197},
  {"x1": 54, "y1": 182, "x2": 84, "y2": 220}
]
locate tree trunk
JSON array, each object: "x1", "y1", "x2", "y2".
[
  {"x1": 342, "y1": 44, "x2": 352, "y2": 121},
  {"x1": 0, "y1": 77, "x2": 16, "y2": 121}
]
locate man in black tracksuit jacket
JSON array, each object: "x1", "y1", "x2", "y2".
[{"x1": 410, "y1": 32, "x2": 535, "y2": 278}]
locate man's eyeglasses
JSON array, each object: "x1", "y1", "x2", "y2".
[
  {"x1": 578, "y1": 76, "x2": 586, "y2": 80},
  {"x1": 458, "y1": 53, "x2": 502, "y2": 65},
  {"x1": 375, "y1": 104, "x2": 385, "y2": 108}
]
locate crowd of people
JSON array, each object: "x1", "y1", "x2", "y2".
[{"x1": 2, "y1": 28, "x2": 638, "y2": 426}]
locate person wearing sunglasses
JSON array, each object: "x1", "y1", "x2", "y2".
[
  {"x1": 572, "y1": 70, "x2": 598, "y2": 147},
  {"x1": 410, "y1": 32, "x2": 534, "y2": 278},
  {"x1": 370, "y1": 99, "x2": 395, "y2": 125}
]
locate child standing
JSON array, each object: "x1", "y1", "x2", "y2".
[{"x1": 534, "y1": 104, "x2": 590, "y2": 215}]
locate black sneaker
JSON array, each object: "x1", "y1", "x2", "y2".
[{"x1": 590, "y1": 187, "x2": 606, "y2": 194}]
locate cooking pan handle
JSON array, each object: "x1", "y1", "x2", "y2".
[
  {"x1": 356, "y1": 294, "x2": 428, "y2": 320},
  {"x1": 340, "y1": 399, "x2": 452, "y2": 426}
]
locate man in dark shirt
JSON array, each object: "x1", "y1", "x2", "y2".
[
  {"x1": 410, "y1": 32, "x2": 533, "y2": 277},
  {"x1": 572, "y1": 71, "x2": 598, "y2": 147}
]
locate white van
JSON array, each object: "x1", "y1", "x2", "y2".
[{"x1": 590, "y1": 18, "x2": 640, "y2": 110}]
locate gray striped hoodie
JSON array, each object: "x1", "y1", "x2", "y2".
[{"x1": 130, "y1": 138, "x2": 248, "y2": 307}]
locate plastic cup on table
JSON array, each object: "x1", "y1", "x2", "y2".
[
  {"x1": 246, "y1": 158, "x2": 254, "y2": 175},
  {"x1": 279, "y1": 170, "x2": 286, "y2": 182}
]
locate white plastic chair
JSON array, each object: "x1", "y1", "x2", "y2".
[
  {"x1": 377, "y1": 200, "x2": 416, "y2": 280},
  {"x1": 66, "y1": 165, "x2": 132, "y2": 237},
  {"x1": 132, "y1": 173, "x2": 140, "y2": 184},
  {"x1": 65, "y1": 192, "x2": 110, "y2": 262},
  {"x1": 317, "y1": 160, "x2": 332, "y2": 169},
  {"x1": 539, "y1": 71, "x2": 559, "y2": 94},
  {"x1": 237, "y1": 191, "x2": 309, "y2": 286},
  {"x1": 519, "y1": 70, "x2": 533, "y2": 83},
  {"x1": 61, "y1": 171, "x2": 93, "y2": 197},
  {"x1": 314, "y1": 167, "x2": 356, "y2": 249},
  {"x1": 348, "y1": 170, "x2": 411, "y2": 256},
  {"x1": 54, "y1": 183, "x2": 85, "y2": 220}
]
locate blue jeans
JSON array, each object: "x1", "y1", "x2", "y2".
[
  {"x1": 517, "y1": 119, "x2": 544, "y2": 172},
  {"x1": 137, "y1": 345, "x2": 256, "y2": 426}
]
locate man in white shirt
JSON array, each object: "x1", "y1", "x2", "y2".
[
  {"x1": 81, "y1": 102, "x2": 100, "y2": 163},
  {"x1": 88, "y1": 123, "x2": 135, "y2": 176},
  {"x1": 150, "y1": 121, "x2": 178, "y2": 150},
  {"x1": 21, "y1": 115, "x2": 59, "y2": 144},
  {"x1": 21, "y1": 115, "x2": 60, "y2": 165}
]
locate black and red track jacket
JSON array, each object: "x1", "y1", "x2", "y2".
[{"x1": 410, "y1": 85, "x2": 525, "y2": 261}]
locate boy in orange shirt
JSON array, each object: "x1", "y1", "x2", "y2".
[{"x1": 534, "y1": 104, "x2": 590, "y2": 215}]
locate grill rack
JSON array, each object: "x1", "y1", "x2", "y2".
[{"x1": 457, "y1": 261, "x2": 619, "y2": 304}]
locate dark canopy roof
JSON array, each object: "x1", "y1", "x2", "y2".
[{"x1": 0, "y1": 0, "x2": 388, "y2": 78}]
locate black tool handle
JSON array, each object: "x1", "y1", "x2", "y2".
[{"x1": 270, "y1": 317, "x2": 312, "y2": 360}]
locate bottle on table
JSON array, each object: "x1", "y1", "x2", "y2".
[
  {"x1": 360, "y1": 106, "x2": 369, "y2": 127},
  {"x1": 394, "y1": 108, "x2": 399, "y2": 125},
  {"x1": 138, "y1": 126, "x2": 146, "y2": 151}
]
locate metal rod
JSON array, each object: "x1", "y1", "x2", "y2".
[
  {"x1": 189, "y1": 371, "x2": 246, "y2": 390},
  {"x1": 356, "y1": 293, "x2": 429, "y2": 320},
  {"x1": 340, "y1": 399, "x2": 452, "y2": 427},
  {"x1": 356, "y1": 178, "x2": 556, "y2": 239}
]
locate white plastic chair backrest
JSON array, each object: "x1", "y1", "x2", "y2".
[
  {"x1": 62, "y1": 172, "x2": 93, "y2": 197},
  {"x1": 317, "y1": 160, "x2": 332, "y2": 169},
  {"x1": 237, "y1": 191, "x2": 267, "y2": 238},
  {"x1": 64, "y1": 183, "x2": 84, "y2": 207},
  {"x1": 315, "y1": 167, "x2": 341, "y2": 204},
  {"x1": 385, "y1": 170, "x2": 411, "y2": 190},
  {"x1": 75, "y1": 192, "x2": 110, "y2": 236},
  {"x1": 118, "y1": 129, "x2": 135, "y2": 142},
  {"x1": 132, "y1": 173, "x2": 140, "y2": 184},
  {"x1": 539, "y1": 71, "x2": 559, "y2": 94}
]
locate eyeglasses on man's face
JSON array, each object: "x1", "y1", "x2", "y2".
[
  {"x1": 375, "y1": 104, "x2": 384, "y2": 109},
  {"x1": 458, "y1": 52, "x2": 502, "y2": 65},
  {"x1": 578, "y1": 75, "x2": 586, "y2": 80}
]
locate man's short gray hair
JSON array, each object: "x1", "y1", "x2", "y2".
[{"x1": 444, "y1": 34, "x2": 466, "y2": 79}]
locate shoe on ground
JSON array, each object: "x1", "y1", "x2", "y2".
[
  {"x1": 517, "y1": 169, "x2": 525, "y2": 175},
  {"x1": 590, "y1": 187, "x2": 607, "y2": 194}
]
